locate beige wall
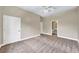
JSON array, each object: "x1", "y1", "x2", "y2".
[
  {"x1": 0, "y1": 7, "x2": 3, "y2": 44},
  {"x1": 57, "y1": 9, "x2": 78, "y2": 40},
  {"x1": 0, "y1": 6, "x2": 41, "y2": 45},
  {"x1": 43, "y1": 8, "x2": 78, "y2": 40},
  {"x1": 77, "y1": 7, "x2": 79, "y2": 40}
]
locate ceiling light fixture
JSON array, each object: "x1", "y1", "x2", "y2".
[{"x1": 42, "y1": 6, "x2": 56, "y2": 13}]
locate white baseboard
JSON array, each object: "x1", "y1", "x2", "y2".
[
  {"x1": 21, "y1": 35, "x2": 40, "y2": 41},
  {"x1": 0, "y1": 35, "x2": 40, "y2": 48},
  {"x1": 57, "y1": 35, "x2": 78, "y2": 42}
]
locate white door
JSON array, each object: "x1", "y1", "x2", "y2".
[{"x1": 3, "y1": 15, "x2": 21, "y2": 44}]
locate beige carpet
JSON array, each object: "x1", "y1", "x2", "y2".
[{"x1": 0, "y1": 34, "x2": 79, "y2": 53}]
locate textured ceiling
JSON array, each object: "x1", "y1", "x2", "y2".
[{"x1": 18, "y1": 6, "x2": 76, "y2": 17}]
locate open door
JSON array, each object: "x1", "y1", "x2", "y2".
[
  {"x1": 52, "y1": 21, "x2": 57, "y2": 35},
  {"x1": 3, "y1": 15, "x2": 21, "y2": 44}
]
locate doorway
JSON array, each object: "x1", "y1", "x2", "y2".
[
  {"x1": 3, "y1": 15, "x2": 21, "y2": 44},
  {"x1": 52, "y1": 21, "x2": 57, "y2": 35}
]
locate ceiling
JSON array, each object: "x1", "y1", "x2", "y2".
[{"x1": 18, "y1": 6, "x2": 76, "y2": 17}]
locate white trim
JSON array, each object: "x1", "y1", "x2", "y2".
[
  {"x1": 0, "y1": 35, "x2": 40, "y2": 48},
  {"x1": 57, "y1": 35, "x2": 78, "y2": 42}
]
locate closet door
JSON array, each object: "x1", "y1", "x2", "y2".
[{"x1": 3, "y1": 15, "x2": 21, "y2": 44}]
